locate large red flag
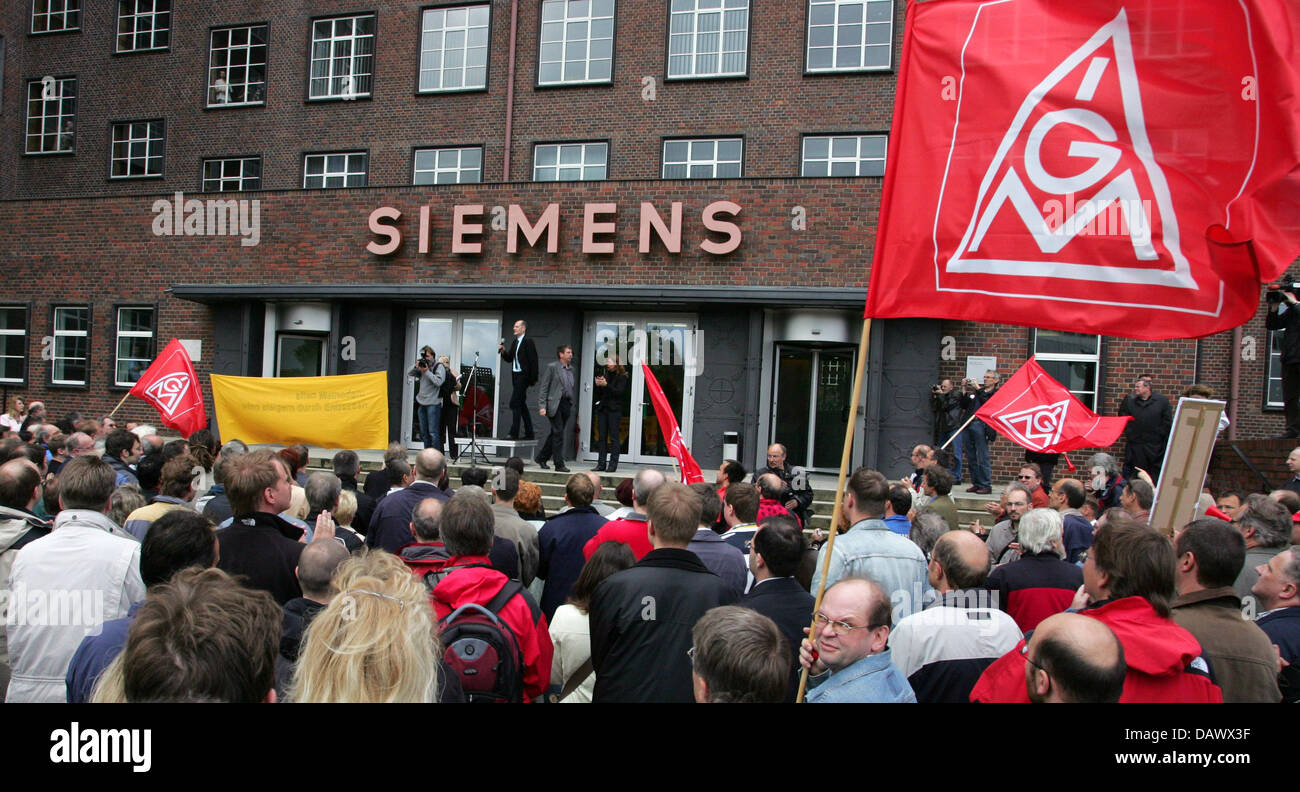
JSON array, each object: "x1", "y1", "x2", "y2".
[
  {"x1": 640, "y1": 363, "x2": 705, "y2": 484},
  {"x1": 975, "y1": 357, "x2": 1130, "y2": 453},
  {"x1": 865, "y1": 0, "x2": 1300, "y2": 340},
  {"x1": 129, "y1": 338, "x2": 208, "y2": 437}
]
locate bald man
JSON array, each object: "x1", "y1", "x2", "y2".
[
  {"x1": 1024, "y1": 612, "x2": 1126, "y2": 703},
  {"x1": 889, "y1": 531, "x2": 1022, "y2": 702},
  {"x1": 799, "y1": 577, "x2": 916, "y2": 703},
  {"x1": 366, "y1": 448, "x2": 450, "y2": 553}
]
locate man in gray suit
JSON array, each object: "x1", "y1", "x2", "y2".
[{"x1": 535, "y1": 345, "x2": 576, "y2": 472}]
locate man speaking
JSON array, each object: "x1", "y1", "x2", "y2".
[{"x1": 500, "y1": 319, "x2": 538, "y2": 440}]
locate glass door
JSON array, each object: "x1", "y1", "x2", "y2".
[
  {"x1": 772, "y1": 345, "x2": 855, "y2": 472},
  {"x1": 402, "y1": 312, "x2": 501, "y2": 448}
]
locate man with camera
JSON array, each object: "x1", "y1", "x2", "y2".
[
  {"x1": 1267, "y1": 279, "x2": 1300, "y2": 438},
  {"x1": 409, "y1": 345, "x2": 447, "y2": 451},
  {"x1": 930, "y1": 378, "x2": 969, "y2": 485}
]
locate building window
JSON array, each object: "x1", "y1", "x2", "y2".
[
  {"x1": 538, "y1": 0, "x2": 614, "y2": 85},
  {"x1": 413, "y1": 147, "x2": 483, "y2": 185},
  {"x1": 303, "y1": 151, "x2": 368, "y2": 189},
  {"x1": 806, "y1": 0, "x2": 893, "y2": 72},
  {"x1": 32, "y1": 0, "x2": 80, "y2": 34},
  {"x1": 1032, "y1": 329, "x2": 1100, "y2": 410},
  {"x1": 116, "y1": 0, "x2": 170, "y2": 53},
  {"x1": 668, "y1": 0, "x2": 748, "y2": 79},
  {"x1": 309, "y1": 14, "x2": 375, "y2": 100},
  {"x1": 115, "y1": 307, "x2": 154, "y2": 387},
  {"x1": 25, "y1": 77, "x2": 76, "y2": 155},
  {"x1": 662, "y1": 138, "x2": 742, "y2": 178},
  {"x1": 109, "y1": 120, "x2": 164, "y2": 179},
  {"x1": 0, "y1": 307, "x2": 28, "y2": 385},
  {"x1": 277, "y1": 334, "x2": 326, "y2": 378},
  {"x1": 51, "y1": 306, "x2": 89, "y2": 386},
  {"x1": 533, "y1": 142, "x2": 607, "y2": 181},
  {"x1": 801, "y1": 134, "x2": 886, "y2": 176},
  {"x1": 419, "y1": 5, "x2": 490, "y2": 93},
  {"x1": 202, "y1": 156, "x2": 262, "y2": 192},
  {"x1": 1267, "y1": 330, "x2": 1284, "y2": 408},
  {"x1": 208, "y1": 25, "x2": 268, "y2": 106}
]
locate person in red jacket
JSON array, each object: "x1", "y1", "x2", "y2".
[
  {"x1": 584, "y1": 468, "x2": 665, "y2": 560},
  {"x1": 430, "y1": 492, "x2": 554, "y2": 702},
  {"x1": 971, "y1": 514, "x2": 1222, "y2": 703}
]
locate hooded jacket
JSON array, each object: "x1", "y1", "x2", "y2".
[
  {"x1": 0, "y1": 505, "x2": 51, "y2": 671},
  {"x1": 969, "y1": 596, "x2": 1223, "y2": 703}
]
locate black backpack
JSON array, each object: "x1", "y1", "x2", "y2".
[
  {"x1": 438, "y1": 575, "x2": 528, "y2": 703},
  {"x1": 437, "y1": 364, "x2": 457, "y2": 400}
]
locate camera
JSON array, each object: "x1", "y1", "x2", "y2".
[
  {"x1": 931, "y1": 384, "x2": 941, "y2": 393},
  {"x1": 1267, "y1": 282, "x2": 1300, "y2": 304},
  {"x1": 417, "y1": 359, "x2": 428, "y2": 369}
]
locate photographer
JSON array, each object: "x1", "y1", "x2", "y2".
[
  {"x1": 408, "y1": 345, "x2": 447, "y2": 451},
  {"x1": 930, "y1": 379, "x2": 965, "y2": 484},
  {"x1": 1267, "y1": 279, "x2": 1300, "y2": 438},
  {"x1": 958, "y1": 371, "x2": 998, "y2": 494}
]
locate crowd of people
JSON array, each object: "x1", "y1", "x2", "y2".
[{"x1": 0, "y1": 393, "x2": 1296, "y2": 704}]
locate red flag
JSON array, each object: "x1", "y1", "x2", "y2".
[
  {"x1": 975, "y1": 357, "x2": 1130, "y2": 453},
  {"x1": 640, "y1": 363, "x2": 705, "y2": 484},
  {"x1": 865, "y1": 0, "x2": 1300, "y2": 340},
  {"x1": 129, "y1": 338, "x2": 208, "y2": 437}
]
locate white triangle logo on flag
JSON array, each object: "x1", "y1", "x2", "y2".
[
  {"x1": 996, "y1": 399, "x2": 1069, "y2": 451},
  {"x1": 144, "y1": 372, "x2": 192, "y2": 417}
]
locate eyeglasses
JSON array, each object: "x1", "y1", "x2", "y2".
[
  {"x1": 813, "y1": 612, "x2": 884, "y2": 633},
  {"x1": 1021, "y1": 637, "x2": 1047, "y2": 673},
  {"x1": 1017, "y1": 474, "x2": 1035, "y2": 480}
]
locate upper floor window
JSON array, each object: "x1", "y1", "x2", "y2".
[
  {"x1": 533, "y1": 142, "x2": 607, "y2": 181},
  {"x1": 304, "y1": 151, "x2": 368, "y2": 189},
  {"x1": 51, "y1": 305, "x2": 89, "y2": 386},
  {"x1": 309, "y1": 14, "x2": 375, "y2": 100},
  {"x1": 31, "y1": 0, "x2": 80, "y2": 34},
  {"x1": 413, "y1": 146, "x2": 483, "y2": 185},
  {"x1": 202, "y1": 156, "x2": 262, "y2": 192},
  {"x1": 25, "y1": 77, "x2": 76, "y2": 154},
  {"x1": 115, "y1": 307, "x2": 155, "y2": 387},
  {"x1": 0, "y1": 307, "x2": 28, "y2": 385},
  {"x1": 117, "y1": 0, "x2": 170, "y2": 53},
  {"x1": 801, "y1": 134, "x2": 886, "y2": 176},
  {"x1": 209, "y1": 24, "x2": 268, "y2": 106},
  {"x1": 668, "y1": 0, "x2": 748, "y2": 79},
  {"x1": 538, "y1": 0, "x2": 614, "y2": 86},
  {"x1": 109, "y1": 119, "x2": 164, "y2": 178},
  {"x1": 419, "y1": 5, "x2": 490, "y2": 92},
  {"x1": 1267, "y1": 330, "x2": 1285, "y2": 409},
  {"x1": 1032, "y1": 329, "x2": 1100, "y2": 410},
  {"x1": 806, "y1": 0, "x2": 893, "y2": 72},
  {"x1": 662, "y1": 137, "x2": 742, "y2": 178}
]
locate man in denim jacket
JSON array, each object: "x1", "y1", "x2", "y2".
[{"x1": 799, "y1": 578, "x2": 916, "y2": 703}]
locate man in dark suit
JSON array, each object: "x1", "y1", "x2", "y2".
[
  {"x1": 739, "y1": 514, "x2": 815, "y2": 702},
  {"x1": 500, "y1": 319, "x2": 539, "y2": 440},
  {"x1": 535, "y1": 344, "x2": 575, "y2": 472}
]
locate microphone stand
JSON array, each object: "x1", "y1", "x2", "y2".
[{"x1": 463, "y1": 351, "x2": 490, "y2": 465}]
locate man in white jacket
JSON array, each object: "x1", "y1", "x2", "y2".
[{"x1": 6, "y1": 455, "x2": 145, "y2": 702}]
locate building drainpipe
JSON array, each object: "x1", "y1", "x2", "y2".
[
  {"x1": 502, "y1": 0, "x2": 519, "y2": 182},
  {"x1": 1229, "y1": 326, "x2": 1241, "y2": 441}
]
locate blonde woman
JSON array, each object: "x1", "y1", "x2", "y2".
[
  {"x1": 291, "y1": 551, "x2": 462, "y2": 702},
  {"x1": 0, "y1": 395, "x2": 26, "y2": 433}
]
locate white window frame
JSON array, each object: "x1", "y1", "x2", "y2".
[
  {"x1": 532, "y1": 142, "x2": 607, "y2": 182},
  {"x1": 0, "y1": 306, "x2": 28, "y2": 385},
  {"x1": 801, "y1": 134, "x2": 886, "y2": 177},
  {"x1": 109, "y1": 119, "x2": 164, "y2": 179},
  {"x1": 276, "y1": 333, "x2": 327, "y2": 378},
  {"x1": 805, "y1": 0, "x2": 894, "y2": 73},
  {"x1": 418, "y1": 5, "x2": 491, "y2": 93},
  {"x1": 667, "y1": 0, "x2": 749, "y2": 79},
  {"x1": 1032, "y1": 329, "x2": 1101, "y2": 410},
  {"x1": 208, "y1": 24, "x2": 268, "y2": 107},
  {"x1": 202, "y1": 156, "x2": 262, "y2": 192},
  {"x1": 31, "y1": 0, "x2": 80, "y2": 34},
  {"x1": 303, "y1": 151, "x2": 368, "y2": 189},
  {"x1": 309, "y1": 14, "x2": 375, "y2": 100},
  {"x1": 661, "y1": 137, "x2": 742, "y2": 179},
  {"x1": 115, "y1": 306, "x2": 155, "y2": 388},
  {"x1": 413, "y1": 146, "x2": 483, "y2": 185},
  {"x1": 51, "y1": 305, "x2": 89, "y2": 387},
  {"x1": 538, "y1": 0, "x2": 615, "y2": 86},
  {"x1": 1267, "y1": 329, "x2": 1284, "y2": 409},
  {"x1": 25, "y1": 76, "x2": 76, "y2": 155},
  {"x1": 116, "y1": 0, "x2": 171, "y2": 53}
]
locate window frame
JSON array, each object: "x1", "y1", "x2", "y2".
[
  {"x1": 0, "y1": 304, "x2": 31, "y2": 386},
  {"x1": 416, "y1": 3, "x2": 492, "y2": 95},
  {"x1": 200, "y1": 155, "x2": 263, "y2": 192},
  {"x1": 30, "y1": 0, "x2": 81, "y2": 35},
  {"x1": 1265, "y1": 329, "x2": 1285, "y2": 410},
  {"x1": 49, "y1": 304, "x2": 90, "y2": 389},
  {"x1": 306, "y1": 12, "x2": 377, "y2": 102},
  {"x1": 799, "y1": 132, "x2": 887, "y2": 177},
  {"x1": 1031, "y1": 329, "x2": 1102, "y2": 411},
  {"x1": 107, "y1": 118, "x2": 165, "y2": 180},
  {"x1": 205, "y1": 23, "x2": 269, "y2": 109},
  {"x1": 115, "y1": 0, "x2": 171, "y2": 54},
  {"x1": 24, "y1": 75, "x2": 77, "y2": 156},
  {"x1": 535, "y1": 0, "x2": 617, "y2": 88},
  {"x1": 113, "y1": 304, "x2": 156, "y2": 390},
  {"x1": 531, "y1": 140, "x2": 609, "y2": 182},
  {"x1": 803, "y1": 0, "x2": 895, "y2": 75},
  {"x1": 302, "y1": 150, "x2": 370, "y2": 189},
  {"x1": 276, "y1": 332, "x2": 328, "y2": 378},
  {"x1": 660, "y1": 136, "x2": 744, "y2": 179},
  {"x1": 664, "y1": 0, "x2": 751, "y2": 82},
  {"x1": 411, "y1": 144, "x2": 484, "y2": 185}
]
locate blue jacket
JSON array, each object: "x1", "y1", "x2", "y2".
[
  {"x1": 810, "y1": 518, "x2": 932, "y2": 620},
  {"x1": 688, "y1": 528, "x2": 748, "y2": 596},
  {"x1": 367, "y1": 481, "x2": 450, "y2": 553},
  {"x1": 65, "y1": 602, "x2": 141, "y2": 703},
  {"x1": 537, "y1": 505, "x2": 607, "y2": 621},
  {"x1": 806, "y1": 648, "x2": 917, "y2": 703}
]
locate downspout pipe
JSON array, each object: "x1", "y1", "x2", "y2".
[{"x1": 502, "y1": 0, "x2": 519, "y2": 181}]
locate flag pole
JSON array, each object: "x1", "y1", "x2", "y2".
[
  {"x1": 938, "y1": 414, "x2": 976, "y2": 449},
  {"x1": 106, "y1": 391, "x2": 132, "y2": 418},
  {"x1": 797, "y1": 316, "x2": 872, "y2": 702}
]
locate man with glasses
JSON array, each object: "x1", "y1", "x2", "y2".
[
  {"x1": 1017, "y1": 464, "x2": 1050, "y2": 508},
  {"x1": 985, "y1": 483, "x2": 1034, "y2": 566},
  {"x1": 1023, "y1": 612, "x2": 1126, "y2": 703},
  {"x1": 798, "y1": 577, "x2": 916, "y2": 703}
]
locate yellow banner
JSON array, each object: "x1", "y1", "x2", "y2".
[{"x1": 211, "y1": 371, "x2": 389, "y2": 450}]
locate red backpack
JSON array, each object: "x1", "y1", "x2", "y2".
[{"x1": 437, "y1": 575, "x2": 527, "y2": 704}]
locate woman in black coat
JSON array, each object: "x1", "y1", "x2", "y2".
[{"x1": 593, "y1": 355, "x2": 628, "y2": 472}]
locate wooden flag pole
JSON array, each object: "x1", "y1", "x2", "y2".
[
  {"x1": 797, "y1": 317, "x2": 872, "y2": 702},
  {"x1": 938, "y1": 413, "x2": 977, "y2": 449},
  {"x1": 105, "y1": 391, "x2": 132, "y2": 418}
]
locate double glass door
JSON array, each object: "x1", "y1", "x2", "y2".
[
  {"x1": 578, "y1": 316, "x2": 696, "y2": 465},
  {"x1": 402, "y1": 312, "x2": 501, "y2": 448},
  {"x1": 772, "y1": 346, "x2": 855, "y2": 471}
]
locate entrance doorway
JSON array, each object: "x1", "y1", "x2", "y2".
[
  {"x1": 771, "y1": 345, "x2": 855, "y2": 471},
  {"x1": 578, "y1": 316, "x2": 697, "y2": 466},
  {"x1": 401, "y1": 312, "x2": 502, "y2": 449}
]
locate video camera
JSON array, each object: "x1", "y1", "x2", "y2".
[{"x1": 1266, "y1": 281, "x2": 1300, "y2": 304}]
